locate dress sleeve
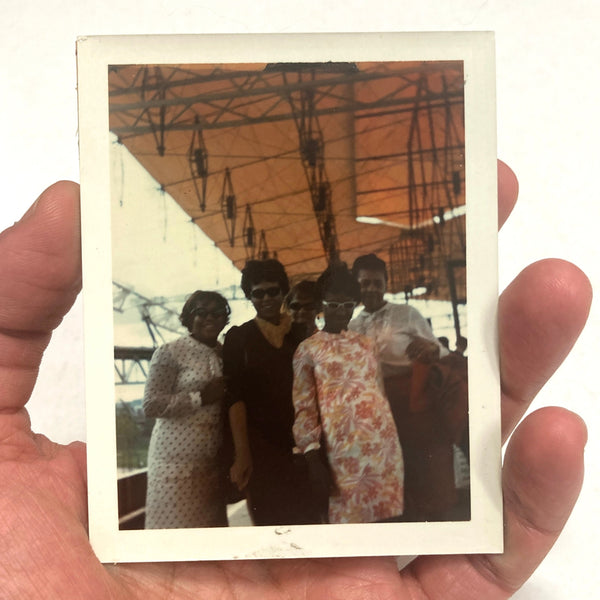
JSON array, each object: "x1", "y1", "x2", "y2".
[
  {"x1": 292, "y1": 342, "x2": 322, "y2": 454},
  {"x1": 367, "y1": 337, "x2": 386, "y2": 393},
  {"x1": 143, "y1": 344, "x2": 201, "y2": 418},
  {"x1": 222, "y1": 325, "x2": 245, "y2": 410},
  {"x1": 407, "y1": 306, "x2": 449, "y2": 357}
]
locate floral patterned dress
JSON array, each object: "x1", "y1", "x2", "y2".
[{"x1": 292, "y1": 330, "x2": 404, "y2": 524}]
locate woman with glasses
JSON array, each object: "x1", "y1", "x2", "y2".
[
  {"x1": 223, "y1": 259, "x2": 319, "y2": 525},
  {"x1": 143, "y1": 291, "x2": 230, "y2": 529},
  {"x1": 284, "y1": 280, "x2": 319, "y2": 336},
  {"x1": 292, "y1": 264, "x2": 404, "y2": 524}
]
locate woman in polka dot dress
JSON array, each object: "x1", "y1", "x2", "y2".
[{"x1": 143, "y1": 291, "x2": 230, "y2": 529}]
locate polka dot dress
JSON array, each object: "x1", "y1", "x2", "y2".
[{"x1": 143, "y1": 334, "x2": 227, "y2": 529}]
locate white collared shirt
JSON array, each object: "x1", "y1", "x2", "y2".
[{"x1": 349, "y1": 301, "x2": 447, "y2": 377}]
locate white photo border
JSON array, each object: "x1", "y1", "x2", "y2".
[{"x1": 77, "y1": 31, "x2": 501, "y2": 563}]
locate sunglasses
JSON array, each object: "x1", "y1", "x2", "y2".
[
  {"x1": 289, "y1": 301, "x2": 318, "y2": 311},
  {"x1": 250, "y1": 286, "x2": 281, "y2": 300},
  {"x1": 191, "y1": 308, "x2": 228, "y2": 319},
  {"x1": 322, "y1": 300, "x2": 357, "y2": 310}
]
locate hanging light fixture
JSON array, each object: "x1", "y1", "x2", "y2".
[
  {"x1": 140, "y1": 66, "x2": 167, "y2": 157},
  {"x1": 316, "y1": 180, "x2": 330, "y2": 212},
  {"x1": 220, "y1": 168, "x2": 237, "y2": 247},
  {"x1": 188, "y1": 116, "x2": 209, "y2": 211},
  {"x1": 243, "y1": 204, "x2": 256, "y2": 259},
  {"x1": 258, "y1": 230, "x2": 271, "y2": 260},
  {"x1": 452, "y1": 170, "x2": 461, "y2": 197}
]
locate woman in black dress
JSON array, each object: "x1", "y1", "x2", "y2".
[{"x1": 223, "y1": 259, "x2": 319, "y2": 526}]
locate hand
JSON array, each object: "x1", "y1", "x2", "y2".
[
  {"x1": 305, "y1": 449, "x2": 333, "y2": 522},
  {"x1": 0, "y1": 167, "x2": 591, "y2": 598},
  {"x1": 201, "y1": 376, "x2": 226, "y2": 405},
  {"x1": 406, "y1": 336, "x2": 440, "y2": 363},
  {"x1": 229, "y1": 452, "x2": 252, "y2": 491}
]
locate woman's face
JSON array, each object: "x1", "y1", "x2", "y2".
[
  {"x1": 190, "y1": 298, "x2": 228, "y2": 345},
  {"x1": 322, "y1": 291, "x2": 356, "y2": 334},
  {"x1": 356, "y1": 268, "x2": 387, "y2": 313},
  {"x1": 287, "y1": 291, "x2": 318, "y2": 331},
  {"x1": 249, "y1": 280, "x2": 283, "y2": 324}
]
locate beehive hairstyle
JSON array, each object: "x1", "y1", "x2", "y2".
[
  {"x1": 316, "y1": 262, "x2": 361, "y2": 303},
  {"x1": 240, "y1": 259, "x2": 290, "y2": 299}
]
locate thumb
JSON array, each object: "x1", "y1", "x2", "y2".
[{"x1": 0, "y1": 181, "x2": 81, "y2": 411}]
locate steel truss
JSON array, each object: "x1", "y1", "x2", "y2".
[
  {"x1": 114, "y1": 346, "x2": 154, "y2": 385},
  {"x1": 109, "y1": 64, "x2": 464, "y2": 139}
]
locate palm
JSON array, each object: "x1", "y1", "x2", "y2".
[
  {"x1": 2, "y1": 434, "x2": 401, "y2": 598},
  {"x1": 0, "y1": 171, "x2": 591, "y2": 599}
]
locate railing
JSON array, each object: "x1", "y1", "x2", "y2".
[{"x1": 118, "y1": 470, "x2": 147, "y2": 530}]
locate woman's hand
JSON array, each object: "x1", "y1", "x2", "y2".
[
  {"x1": 200, "y1": 376, "x2": 226, "y2": 405},
  {"x1": 229, "y1": 452, "x2": 252, "y2": 491},
  {"x1": 305, "y1": 449, "x2": 332, "y2": 523},
  {"x1": 406, "y1": 336, "x2": 440, "y2": 363}
]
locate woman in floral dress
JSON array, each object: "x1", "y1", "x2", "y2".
[
  {"x1": 292, "y1": 264, "x2": 404, "y2": 524},
  {"x1": 144, "y1": 291, "x2": 230, "y2": 529}
]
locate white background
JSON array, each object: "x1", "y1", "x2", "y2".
[{"x1": 1, "y1": 1, "x2": 598, "y2": 596}]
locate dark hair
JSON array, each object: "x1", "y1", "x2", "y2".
[
  {"x1": 316, "y1": 263, "x2": 361, "y2": 303},
  {"x1": 240, "y1": 259, "x2": 290, "y2": 299},
  {"x1": 284, "y1": 279, "x2": 318, "y2": 307},
  {"x1": 180, "y1": 290, "x2": 231, "y2": 331},
  {"x1": 351, "y1": 253, "x2": 388, "y2": 281}
]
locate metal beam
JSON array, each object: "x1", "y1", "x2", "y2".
[
  {"x1": 111, "y1": 92, "x2": 464, "y2": 136},
  {"x1": 109, "y1": 62, "x2": 461, "y2": 102}
]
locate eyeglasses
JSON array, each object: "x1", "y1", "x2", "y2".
[
  {"x1": 191, "y1": 308, "x2": 228, "y2": 319},
  {"x1": 250, "y1": 286, "x2": 281, "y2": 300},
  {"x1": 289, "y1": 301, "x2": 318, "y2": 311},
  {"x1": 322, "y1": 300, "x2": 357, "y2": 310}
]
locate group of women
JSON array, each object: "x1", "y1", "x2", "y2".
[{"x1": 142, "y1": 259, "x2": 406, "y2": 529}]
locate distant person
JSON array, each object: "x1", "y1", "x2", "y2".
[
  {"x1": 223, "y1": 259, "x2": 319, "y2": 526},
  {"x1": 292, "y1": 264, "x2": 404, "y2": 524},
  {"x1": 143, "y1": 291, "x2": 230, "y2": 529},
  {"x1": 349, "y1": 253, "x2": 467, "y2": 521},
  {"x1": 447, "y1": 334, "x2": 470, "y2": 466},
  {"x1": 284, "y1": 279, "x2": 319, "y2": 335}
]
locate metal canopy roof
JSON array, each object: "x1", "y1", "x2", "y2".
[{"x1": 108, "y1": 60, "x2": 466, "y2": 302}]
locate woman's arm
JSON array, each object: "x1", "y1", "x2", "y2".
[
  {"x1": 227, "y1": 401, "x2": 252, "y2": 490},
  {"x1": 222, "y1": 326, "x2": 252, "y2": 490},
  {"x1": 291, "y1": 345, "x2": 322, "y2": 453},
  {"x1": 143, "y1": 344, "x2": 202, "y2": 418},
  {"x1": 292, "y1": 344, "x2": 331, "y2": 521}
]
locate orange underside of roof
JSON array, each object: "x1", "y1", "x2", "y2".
[{"x1": 108, "y1": 60, "x2": 466, "y2": 301}]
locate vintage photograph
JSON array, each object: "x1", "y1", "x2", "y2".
[{"x1": 78, "y1": 33, "x2": 501, "y2": 562}]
